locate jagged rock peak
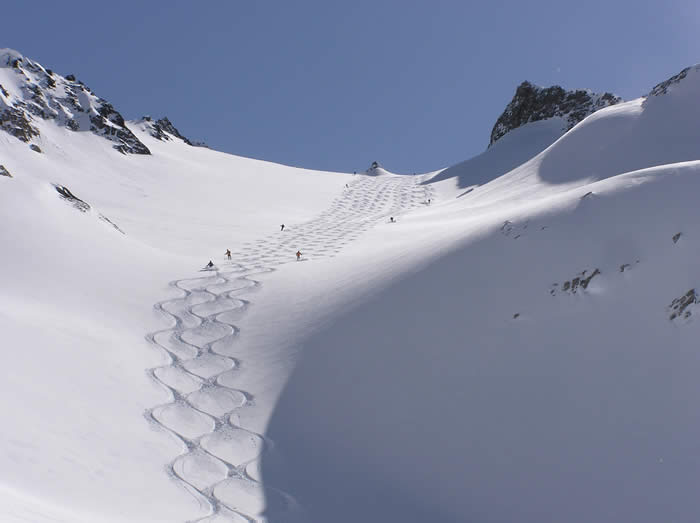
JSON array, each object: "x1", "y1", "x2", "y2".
[
  {"x1": 489, "y1": 81, "x2": 622, "y2": 147},
  {"x1": 141, "y1": 115, "x2": 193, "y2": 145},
  {"x1": 0, "y1": 48, "x2": 150, "y2": 155},
  {"x1": 648, "y1": 64, "x2": 700, "y2": 97}
]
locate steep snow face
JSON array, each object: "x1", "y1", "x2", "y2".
[
  {"x1": 490, "y1": 81, "x2": 621, "y2": 147},
  {"x1": 0, "y1": 48, "x2": 148, "y2": 154},
  {"x1": 429, "y1": 117, "x2": 564, "y2": 189},
  {"x1": 266, "y1": 161, "x2": 700, "y2": 523}
]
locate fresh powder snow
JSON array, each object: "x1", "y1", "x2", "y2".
[{"x1": 1, "y1": 48, "x2": 700, "y2": 522}]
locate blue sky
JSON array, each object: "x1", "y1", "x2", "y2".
[{"x1": 4, "y1": 0, "x2": 698, "y2": 173}]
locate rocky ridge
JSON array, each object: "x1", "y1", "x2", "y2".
[
  {"x1": 140, "y1": 115, "x2": 194, "y2": 146},
  {"x1": 489, "y1": 81, "x2": 622, "y2": 146},
  {"x1": 647, "y1": 65, "x2": 700, "y2": 97},
  {"x1": 0, "y1": 49, "x2": 149, "y2": 154}
]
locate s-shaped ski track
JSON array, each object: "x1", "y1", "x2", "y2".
[{"x1": 145, "y1": 174, "x2": 432, "y2": 521}]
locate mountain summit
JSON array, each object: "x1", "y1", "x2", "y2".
[
  {"x1": 489, "y1": 81, "x2": 622, "y2": 146},
  {"x1": 0, "y1": 48, "x2": 150, "y2": 154}
]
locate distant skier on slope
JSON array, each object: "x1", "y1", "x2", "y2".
[
  {"x1": 205, "y1": 260, "x2": 214, "y2": 269},
  {"x1": 225, "y1": 249, "x2": 231, "y2": 260},
  {"x1": 281, "y1": 224, "x2": 285, "y2": 231},
  {"x1": 296, "y1": 250, "x2": 302, "y2": 261},
  {"x1": 389, "y1": 216, "x2": 395, "y2": 223}
]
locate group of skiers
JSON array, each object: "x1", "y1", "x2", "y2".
[{"x1": 205, "y1": 189, "x2": 432, "y2": 269}]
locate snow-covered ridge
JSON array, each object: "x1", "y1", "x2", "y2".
[
  {"x1": 489, "y1": 81, "x2": 622, "y2": 146},
  {"x1": 0, "y1": 48, "x2": 149, "y2": 154},
  {"x1": 648, "y1": 64, "x2": 700, "y2": 97}
]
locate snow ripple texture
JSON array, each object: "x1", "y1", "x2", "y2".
[{"x1": 145, "y1": 174, "x2": 433, "y2": 522}]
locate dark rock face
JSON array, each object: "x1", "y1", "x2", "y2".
[
  {"x1": 0, "y1": 50, "x2": 150, "y2": 155},
  {"x1": 648, "y1": 66, "x2": 698, "y2": 97},
  {"x1": 0, "y1": 164, "x2": 11, "y2": 177},
  {"x1": 0, "y1": 105, "x2": 40, "y2": 142},
  {"x1": 54, "y1": 184, "x2": 90, "y2": 212},
  {"x1": 150, "y1": 116, "x2": 193, "y2": 145},
  {"x1": 30, "y1": 143, "x2": 41, "y2": 153},
  {"x1": 669, "y1": 289, "x2": 697, "y2": 321},
  {"x1": 550, "y1": 268, "x2": 601, "y2": 295},
  {"x1": 489, "y1": 82, "x2": 622, "y2": 146},
  {"x1": 90, "y1": 102, "x2": 150, "y2": 155}
]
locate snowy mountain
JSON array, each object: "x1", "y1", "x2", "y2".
[
  {"x1": 0, "y1": 48, "x2": 149, "y2": 154},
  {"x1": 2, "y1": 48, "x2": 700, "y2": 523}
]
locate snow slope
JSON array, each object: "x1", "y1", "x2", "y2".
[
  {"x1": 262, "y1": 67, "x2": 700, "y2": 523},
  {"x1": 3, "y1": 47, "x2": 700, "y2": 523},
  {"x1": 0, "y1": 50, "x2": 355, "y2": 522}
]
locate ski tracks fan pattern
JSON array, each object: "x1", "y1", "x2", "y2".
[{"x1": 145, "y1": 174, "x2": 433, "y2": 522}]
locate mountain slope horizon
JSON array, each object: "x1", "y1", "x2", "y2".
[{"x1": 2, "y1": 45, "x2": 700, "y2": 523}]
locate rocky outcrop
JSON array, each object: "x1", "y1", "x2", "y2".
[
  {"x1": 0, "y1": 105, "x2": 39, "y2": 142},
  {"x1": 0, "y1": 49, "x2": 150, "y2": 155},
  {"x1": 149, "y1": 116, "x2": 192, "y2": 145},
  {"x1": 550, "y1": 268, "x2": 601, "y2": 295},
  {"x1": 669, "y1": 289, "x2": 697, "y2": 321},
  {"x1": 648, "y1": 65, "x2": 700, "y2": 97},
  {"x1": 54, "y1": 184, "x2": 90, "y2": 212},
  {"x1": 489, "y1": 82, "x2": 621, "y2": 146},
  {"x1": 90, "y1": 102, "x2": 150, "y2": 154},
  {"x1": 0, "y1": 164, "x2": 11, "y2": 177}
]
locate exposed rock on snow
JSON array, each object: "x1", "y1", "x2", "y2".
[
  {"x1": 98, "y1": 214, "x2": 125, "y2": 234},
  {"x1": 91, "y1": 102, "x2": 150, "y2": 155},
  {"x1": 54, "y1": 184, "x2": 90, "y2": 212},
  {"x1": 489, "y1": 81, "x2": 621, "y2": 146},
  {"x1": 0, "y1": 49, "x2": 150, "y2": 155},
  {"x1": 672, "y1": 232, "x2": 682, "y2": 244},
  {"x1": 366, "y1": 161, "x2": 381, "y2": 173},
  {"x1": 29, "y1": 143, "x2": 41, "y2": 153},
  {"x1": 0, "y1": 104, "x2": 40, "y2": 142},
  {"x1": 669, "y1": 289, "x2": 697, "y2": 321},
  {"x1": 500, "y1": 219, "x2": 531, "y2": 239},
  {"x1": 0, "y1": 164, "x2": 11, "y2": 177},
  {"x1": 141, "y1": 115, "x2": 194, "y2": 145},
  {"x1": 550, "y1": 268, "x2": 601, "y2": 295},
  {"x1": 648, "y1": 65, "x2": 700, "y2": 97}
]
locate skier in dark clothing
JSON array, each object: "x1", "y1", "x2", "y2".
[
  {"x1": 205, "y1": 260, "x2": 214, "y2": 268},
  {"x1": 296, "y1": 250, "x2": 302, "y2": 261},
  {"x1": 281, "y1": 224, "x2": 285, "y2": 231},
  {"x1": 225, "y1": 249, "x2": 231, "y2": 260}
]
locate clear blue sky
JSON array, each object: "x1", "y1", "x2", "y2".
[{"x1": 4, "y1": 0, "x2": 698, "y2": 173}]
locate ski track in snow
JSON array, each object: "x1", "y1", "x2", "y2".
[{"x1": 145, "y1": 174, "x2": 433, "y2": 522}]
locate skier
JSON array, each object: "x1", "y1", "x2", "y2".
[
  {"x1": 296, "y1": 250, "x2": 302, "y2": 261},
  {"x1": 281, "y1": 224, "x2": 285, "y2": 232},
  {"x1": 225, "y1": 249, "x2": 231, "y2": 260},
  {"x1": 389, "y1": 217, "x2": 395, "y2": 223},
  {"x1": 205, "y1": 260, "x2": 214, "y2": 269}
]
